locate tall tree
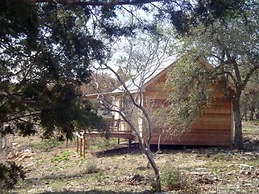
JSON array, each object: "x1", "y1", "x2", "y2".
[
  {"x1": 1, "y1": 0, "x2": 255, "y2": 191},
  {"x1": 167, "y1": 0, "x2": 259, "y2": 149},
  {"x1": 0, "y1": 1, "x2": 137, "y2": 190},
  {"x1": 91, "y1": 32, "x2": 172, "y2": 192},
  {"x1": 0, "y1": 0, "x2": 109, "y2": 140}
]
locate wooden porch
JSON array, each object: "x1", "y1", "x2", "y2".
[{"x1": 75, "y1": 118, "x2": 136, "y2": 157}]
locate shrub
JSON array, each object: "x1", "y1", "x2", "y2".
[
  {"x1": 51, "y1": 151, "x2": 70, "y2": 163},
  {"x1": 85, "y1": 156, "x2": 100, "y2": 174},
  {"x1": 0, "y1": 161, "x2": 25, "y2": 192},
  {"x1": 160, "y1": 164, "x2": 199, "y2": 192},
  {"x1": 161, "y1": 166, "x2": 184, "y2": 191}
]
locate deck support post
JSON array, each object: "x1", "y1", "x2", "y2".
[
  {"x1": 83, "y1": 133, "x2": 86, "y2": 158},
  {"x1": 128, "y1": 139, "x2": 132, "y2": 149},
  {"x1": 79, "y1": 138, "x2": 82, "y2": 156},
  {"x1": 76, "y1": 135, "x2": 79, "y2": 153},
  {"x1": 77, "y1": 130, "x2": 135, "y2": 154}
]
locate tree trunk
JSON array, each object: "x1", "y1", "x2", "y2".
[
  {"x1": 143, "y1": 146, "x2": 161, "y2": 192},
  {"x1": 232, "y1": 96, "x2": 243, "y2": 149},
  {"x1": 116, "y1": 114, "x2": 161, "y2": 191}
]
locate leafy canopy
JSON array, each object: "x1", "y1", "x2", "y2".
[
  {"x1": 166, "y1": 56, "x2": 217, "y2": 133},
  {"x1": 166, "y1": 0, "x2": 258, "y2": 149},
  {"x1": 0, "y1": 1, "x2": 116, "y2": 138}
]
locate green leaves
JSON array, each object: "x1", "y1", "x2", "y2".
[
  {"x1": 0, "y1": 1, "x2": 109, "y2": 139},
  {"x1": 163, "y1": 0, "x2": 248, "y2": 35},
  {"x1": 167, "y1": 0, "x2": 258, "y2": 148},
  {"x1": 0, "y1": 0, "x2": 38, "y2": 38},
  {"x1": 166, "y1": 56, "x2": 215, "y2": 132},
  {"x1": 17, "y1": 122, "x2": 36, "y2": 137},
  {"x1": 0, "y1": 161, "x2": 25, "y2": 191}
]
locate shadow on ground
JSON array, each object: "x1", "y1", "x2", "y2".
[
  {"x1": 90, "y1": 136, "x2": 259, "y2": 158},
  {"x1": 40, "y1": 190, "x2": 153, "y2": 194},
  {"x1": 90, "y1": 144, "x2": 141, "y2": 158}
]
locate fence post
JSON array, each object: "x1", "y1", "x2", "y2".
[
  {"x1": 79, "y1": 137, "x2": 82, "y2": 156},
  {"x1": 83, "y1": 132, "x2": 86, "y2": 158},
  {"x1": 76, "y1": 135, "x2": 79, "y2": 153}
]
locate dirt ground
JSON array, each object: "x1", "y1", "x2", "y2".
[{"x1": 2, "y1": 121, "x2": 259, "y2": 194}]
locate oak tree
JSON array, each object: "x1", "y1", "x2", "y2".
[{"x1": 167, "y1": 0, "x2": 258, "y2": 149}]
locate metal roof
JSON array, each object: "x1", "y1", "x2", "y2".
[{"x1": 111, "y1": 55, "x2": 179, "y2": 94}]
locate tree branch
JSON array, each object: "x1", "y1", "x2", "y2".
[
  {"x1": 241, "y1": 64, "x2": 259, "y2": 91},
  {"x1": 1, "y1": 111, "x2": 41, "y2": 124},
  {"x1": 26, "y1": 0, "x2": 163, "y2": 6}
]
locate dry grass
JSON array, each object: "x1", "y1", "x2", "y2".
[{"x1": 4, "y1": 121, "x2": 259, "y2": 194}]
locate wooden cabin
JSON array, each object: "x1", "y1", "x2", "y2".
[{"x1": 86, "y1": 56, "x2": 233, "y2": 146}]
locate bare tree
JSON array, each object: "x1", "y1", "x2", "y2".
[{"x1": 89, "y1": 33, "x2": 173, "y2": 192}]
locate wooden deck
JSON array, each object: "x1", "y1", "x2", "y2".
[
  {"x1": 84, "y1": 130, "x2": 135, "y2": 139},
  {"x1": 75, "y1": 129, "x2": 135, "y2": 158}
]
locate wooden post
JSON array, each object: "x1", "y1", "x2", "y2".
[
  {"x1": 83, "y1": 133, "x2": 86, "y2": 158},
  {"x1": 128, "y1": 139, "x2": 132, "y2": 149},
  {"x1": 76, "y1": 135, "x2": 79, "y2": 153},
  {"x1": 79, "y1": 138, "x2": 82, "y2": 157}
]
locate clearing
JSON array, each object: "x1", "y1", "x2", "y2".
[{"x1": 2, "y1": 121, "x2": 259, "y2": 194}]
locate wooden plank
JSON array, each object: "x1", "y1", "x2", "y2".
[
  {"x1": 150, "y1": 137, "x2": 231, "y2": 144},
  {"x1": 76, "y1": 136, "x2": 78, "y2": 152},
  {"x1": 144, "y1": 91, "x2": 168, "y2": 98},
  {"x1": 149, "y1": 126, "x2": 232, "y2": 146},
  {"x1": 150, "y1": 139, "x2": 232, "y2": 146},
  {"x1": 151, "y1": 133, "x2": 231, "y2": 141},
  {"x1": 196, "y1": 114, "x2": 232, "y2": 122},
  {"x1": 152, "y1": 137, "x2": 232, "y2": 143},
  {"x1": 191, "y1": 113, "x2": 232, "y2": 129},
  {"x1": 169, "y1": 134, "x2": 231, "y2": 140},
  {"x1": 84, "y1": 131, "x2": 136, "y2": 140},
  {"x1": 208, "y1": 100, "x2": 232, "y2": 107},
  {"x1": 83, "y1": 136, "x2": 86, "y2": 158},
  {"x1": 151, "y1": 130, "x2": 231, "y2": 138},
  {"x1": 150, "y1": 131, "x2": 232, "y2": 145},
  {"x1": 161, "y1": 137, "x2": 232, "y2": 144},
  {"x1": 151, "y1": 121, "x2": 232, "y2": 131},
  {"x1": 191, "y1": 122, "x2": 231, "y2": 130},
  {"x1": 79, "y1": 138, "x2": 82, "y2": 156},
  {"x1": 212, "y1": 91, "x2": 226, "y2": 98},
  {"x1": 203, "y1": 108, "x2": 231, "y2": 114}
]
